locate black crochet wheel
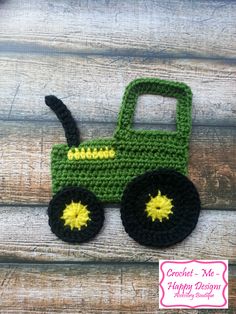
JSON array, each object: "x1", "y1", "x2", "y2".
[
  {"x1": 48, "y1": 187, "x2": 104, "y2": 243},
  {"x1": 121, "y1": 169, "x2": 201, "y2": 247}
]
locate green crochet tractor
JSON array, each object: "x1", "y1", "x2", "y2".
[{"x1": 45, "y1": 78, "x2": 200, "y2": 247}]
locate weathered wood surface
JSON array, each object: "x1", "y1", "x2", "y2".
[
  {"x1": 0, "y1": 263, "x2": 235, "y2": 313},
  {"x1": 0, "y1": 206, "x2": 235, "y2": 262},
  {"x1": 0, "y1": 0, "x2": 235, "y2": 312},
  {"x1": 0, "y1": 54, "x2": 235, "y2": 126},
  {"x1": 0, "y1": 121, "x2": 235, "y2": 208},
  {"x1": 0, "y1": 0, "x2": 236, "y2": 60}
]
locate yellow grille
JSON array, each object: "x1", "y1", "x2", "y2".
[{"x1": 68, "y1": 147, "x2": 116, "y2": 160}]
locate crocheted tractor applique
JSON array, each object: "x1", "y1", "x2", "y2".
[{"x1": 45, "y1": 78, "x2": 201, "y2": 247}]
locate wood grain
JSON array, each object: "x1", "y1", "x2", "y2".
[
  {"x1": 0, "y1": 54, "x2": 235, "y2": 126},
  {"x1": 0, "y1": 121, "x2": 235, "y2": 208},
  {"x1": 0, "y1": 206, "x2": 235, "y2": 262},
  {"x1": 0, "y1": 0, "x2": 235, "y2": 60},
  {"x1": 0, "y1": 263, "x2": 235, "y2": 313},
  {"x1": 0, "y1": 1, "x2": 235, "y2": 312}
]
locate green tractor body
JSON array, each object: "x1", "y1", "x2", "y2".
[{"x1": 51, "y1": 78, "x2": 192, "y2": 203}]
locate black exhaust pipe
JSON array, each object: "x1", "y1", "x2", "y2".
[{"x1": 45, "y1": 95, "x2": 80, "y2": 147}]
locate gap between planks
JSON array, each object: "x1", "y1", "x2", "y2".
[
  {"x1": 0, "y1": 207, "x2": 235, "y2": 263},
  {"x1": 1, "y1": 41, "x2": 236, "y2": 64}
]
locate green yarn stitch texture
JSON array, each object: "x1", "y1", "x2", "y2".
[{"x1": 51, "y1": 78, "x2": 192, "y2": 202}]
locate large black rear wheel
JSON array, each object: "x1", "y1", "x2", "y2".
[
  {"x1": 121, "y1": 169, "x2": 200, "y2": 247},
  {"x1": 48, "y1": 187, "x2": 104, "y2": 243}
]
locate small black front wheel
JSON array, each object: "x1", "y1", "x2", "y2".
[
  {"x1": 121, "y1": 169, "x2": 201, "y2": 247},
  {"x1": 48, "y1": 187, "x2": 104, "y2": 243}
]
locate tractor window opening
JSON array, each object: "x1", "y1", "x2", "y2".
[{"x1": 133, "y1": 95, "x2": 177, "y2": 132}]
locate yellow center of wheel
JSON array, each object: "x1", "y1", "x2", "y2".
[
  {"x1": 61, "y1": 201, "x2": 91, "y2": 230},
  {"x1": 145, "y1": 190, "x2": 173, "y2": 222}
]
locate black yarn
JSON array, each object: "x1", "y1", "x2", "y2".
[
  {"x1": 48, "y1": 187, "x2": 104, "y2": 243},
  {"x1": 45, "y1": 95, "x2": 80, "y2": 147},
  {"x1": 121, "y1": 169, "x2": 201, "y2": 248}
]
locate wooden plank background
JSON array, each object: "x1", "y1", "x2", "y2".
[{"x1": 0, "y1": 0, "x2": 235, "y2": 312}]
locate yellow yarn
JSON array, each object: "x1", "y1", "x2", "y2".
[
  {"x1": 92, "y1": 148, "x2": 98, "y2": 159},
  {"x1": 80, "y1": 148, "x2": 86, "y2": 159},
  {"x1": 68, "y1": 147, "x2": 116, "y2": 160},
  {"x1": 61, "y1": 201, "x2": 91, "y2": 230},
  {"x1": 109, "y1": 149, "x2": 115, "y2": 158},
  {"x1": 145, "y1": 190, "x2": 173, "y2": 222},
  {"x1": 98, "y1": 150, "x2": 104, "y2": 159}
]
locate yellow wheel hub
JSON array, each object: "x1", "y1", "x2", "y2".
[
  {"x1": 61, "y1": 201, "x2": 91, "y2": 230},
  {"x1": 145, "y1": 190, "x2": 173, "y2": 222}
]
